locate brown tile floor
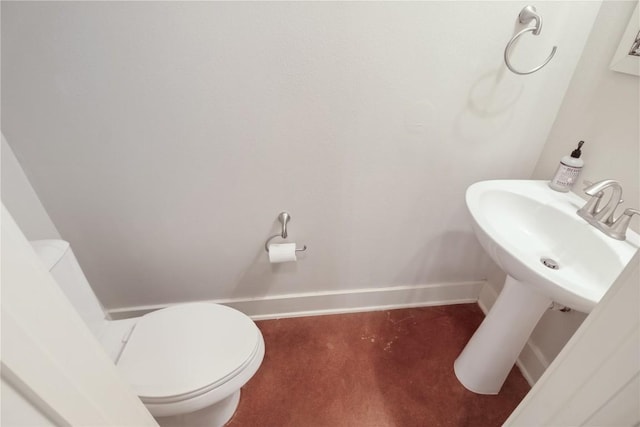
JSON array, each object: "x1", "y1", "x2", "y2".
[{"x1": 229, "y1": 304, "x2": 530, "y2": 427}]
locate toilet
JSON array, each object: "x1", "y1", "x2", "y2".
[{"x1": 30, "y1": 239, "x2": 265, "y2": 427}]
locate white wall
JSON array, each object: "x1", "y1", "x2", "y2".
[
  {"x1": 482, "y1": 0, "x2": 639, "y2": 384},
  {"x1": 1, "y1": 2, "x2": 601, "y2": 310},
  {"x1": 1, "y1": 135, "x2": 61, "y2": 240}
]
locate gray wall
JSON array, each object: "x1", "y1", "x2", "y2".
[
  {"x1": 1, "y1": 135, "x2": 60, "y2": 240},
  {"x1": 1, "y1": 1, "x2": 600, "y2": 310}
]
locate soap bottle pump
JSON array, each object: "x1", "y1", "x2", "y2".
[{"x1": 549, "y1": 140, "x2": 585, "y2": 192}]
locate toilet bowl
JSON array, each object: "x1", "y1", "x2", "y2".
[{"x1": 31, "y1": 240, "x2": 264, "y2": 426}]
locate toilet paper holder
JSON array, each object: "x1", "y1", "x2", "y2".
[{"x1": 264, "y1": 212, "x2": 307, "y2": 253}]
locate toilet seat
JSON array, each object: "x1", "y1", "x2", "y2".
[{"x1": 116, "y1": 302, "x2": 261, "y2": 403}]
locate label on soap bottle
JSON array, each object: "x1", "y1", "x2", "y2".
[{"x1": 549, "y1": 162, "x2": 582, "y2": 192}]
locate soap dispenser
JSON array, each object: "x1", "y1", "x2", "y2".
[{"x1": 549, "y1": 141, "x2": 585, "y2": 192}]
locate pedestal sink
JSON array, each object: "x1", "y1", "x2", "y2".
[{"x1": 455, "y1": 180, "x2": 639, "y2": 394}]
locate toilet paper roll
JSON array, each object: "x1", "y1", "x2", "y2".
[{"x1": 268, "y1": 243, "x2": 297, "y2": 263}]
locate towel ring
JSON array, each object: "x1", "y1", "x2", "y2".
[
  {"x1": 504, "y1": 27, "x2": 557, "y2": 75},
  {"x1": 504, "y1": 5, "x2": 558, "y2": 75}
]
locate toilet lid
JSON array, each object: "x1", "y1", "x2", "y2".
[{"x1": 116, "y1": 303, "x2": 260, "y2": 400}]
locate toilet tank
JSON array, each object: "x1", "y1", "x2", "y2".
[{"x1": 30, "y1": 240, "x2": 107, "y2": 337}]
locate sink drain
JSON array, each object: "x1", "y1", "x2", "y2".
[{"x1": 541, "y1": 257, "x2": 559, "y2": 270}]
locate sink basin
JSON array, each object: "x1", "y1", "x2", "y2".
[
  {"x1": 455, "y1": 180, "x2": 639, "y2": 394},
  {"x1": 467, "y1": 179, "x2": 639, "y2": 313}
]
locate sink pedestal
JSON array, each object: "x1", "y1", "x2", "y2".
[{"x1": 454, "y1": 275, "x2": 551, "y2": 394}]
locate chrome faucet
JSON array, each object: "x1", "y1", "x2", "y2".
[
  {"x1": 577, "y1": 179, "x2": 638, "y2": 240},
  {"x1": 578, "y1": 180, "x2": 623, "y2": 225}
]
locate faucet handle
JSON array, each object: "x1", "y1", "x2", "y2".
[
  {"x1": 608, "y1": 208, "x2": 640, "y2": 241},
  {"x1": 622, "y1": 208, "x2": 640, "y2": 220}
]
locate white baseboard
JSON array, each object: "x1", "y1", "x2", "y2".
[
  {"x1": 477, "y1": 283, "x2": 550, "y2": 386},
  {"x1": 108, "y1": 281, "x2": 484, "y2": 321},
  {"x1": 110, "y1": 280, "x2": 549, "y2": 387}
]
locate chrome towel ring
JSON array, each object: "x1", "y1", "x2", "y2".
[{"x1": 504, "y1": 5, "x2": 558, "y2": 75}]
